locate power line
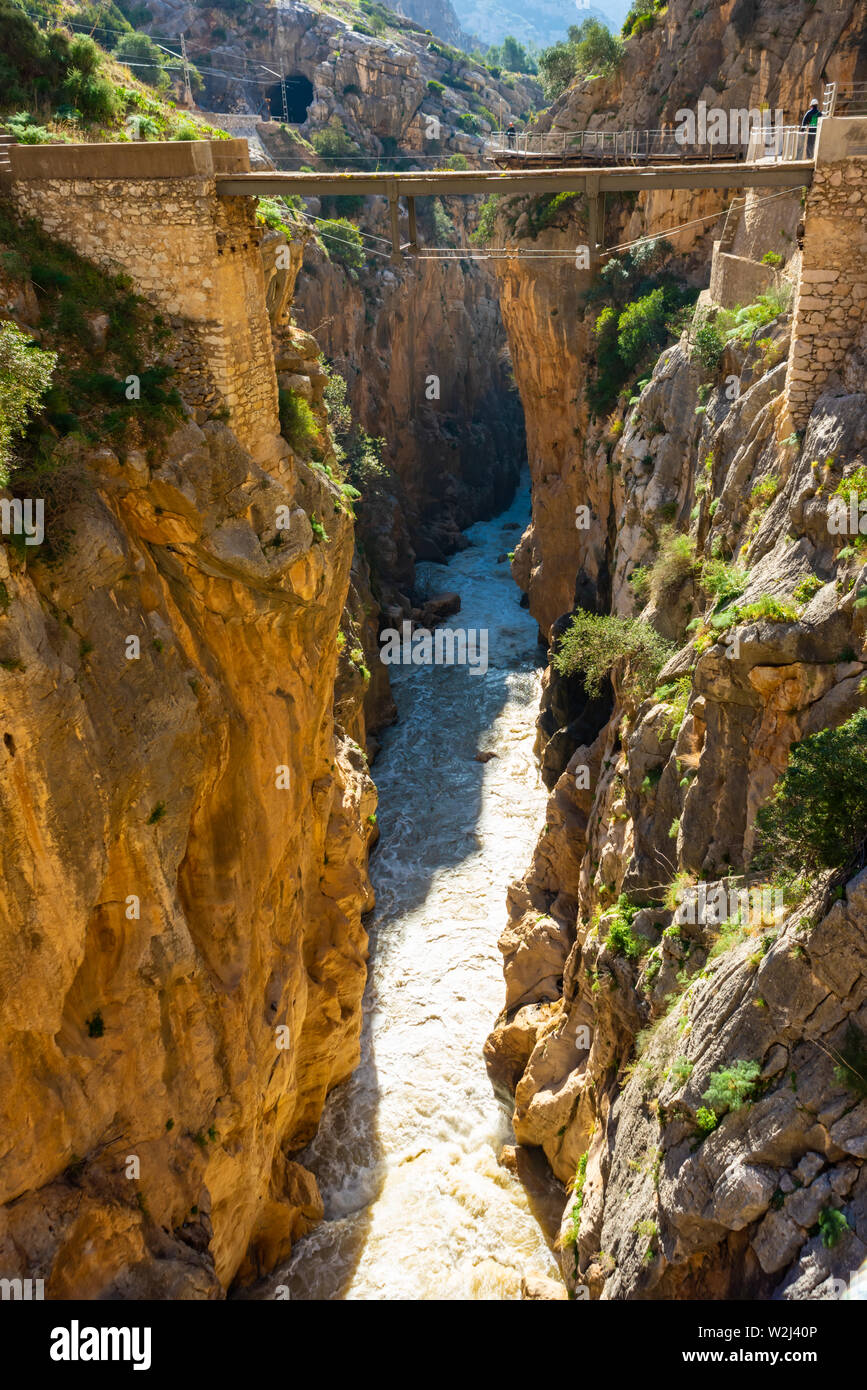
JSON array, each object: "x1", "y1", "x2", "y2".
[
  {"x1": 298, "y1": 215, "x2": 394, "y2": 260},
  {"x1": 12, "y1": 1, "x2": 182, "y2": 41},
  {"x1": 604, "y1": 185, "x2": 805, "y2": 254}
]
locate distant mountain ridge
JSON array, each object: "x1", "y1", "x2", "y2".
[
  {"x1": 449, "y1": 0, "x2": 629, "y2": 49},
  {"x1": 385, "y1": 0, "x2": 477, "y2": 49}
]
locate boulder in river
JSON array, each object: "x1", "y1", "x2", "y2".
[{"x1": 421, "y1": 591, "x2": 461, "y2": 624}]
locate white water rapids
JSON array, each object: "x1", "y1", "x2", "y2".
[{"x1": 277, "y1": 479, "x2": 561, "y2": 1299}]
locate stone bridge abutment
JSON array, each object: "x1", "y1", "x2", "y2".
[{"x1": 5, "y1": 139, "x2": 283, "y2": 467}]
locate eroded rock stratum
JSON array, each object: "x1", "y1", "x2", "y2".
[
  {"x1": 0, "y1": 180, "x2": 380, "y2": 1295},
  {"x1": 484, "y1": 0, "x2": 867, "y2": 1302}
]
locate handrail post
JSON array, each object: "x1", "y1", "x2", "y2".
[{"x1": 823, "y1": 81, "x2": 837, "y2": 118}]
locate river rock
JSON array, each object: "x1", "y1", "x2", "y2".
[{"x1": 521, "y1": 1271, "x2": 568, "y2": 1300}]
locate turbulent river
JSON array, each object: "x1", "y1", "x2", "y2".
[{"x1": 280, "y1": 479, "x2": 560, "y2": 1299}]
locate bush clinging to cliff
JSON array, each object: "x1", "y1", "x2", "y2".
[
  {"x1": 584, "y1": 241, "x2": 695, "y2": 413},
  {"x1": 753, "y1": 710, "x2": 867, "y2": 874},
  {"x1": 702, "y1": 1060, "x2": 761, "y2": 1114},
  {"x1": 318, "y1": 218, "x2": 366, "y2": 272},
  {"x1": 553, "y1": 610, "x2": 675, "y2": 700},
  {"x1": 538, "y1": 21, "x2": 623, "y2": 100},
  {"x1": 0, "y1": 322, "x2": 56, "y2": 482},
  {"x1": 0, "y1": 4, "x2": 119, "y2": 122},
  {"x1": 692, "y1": 312, "x2": 727, "y2": 373},
  {"x1": 648, "y1": 528, "x2": 697, "y2": 604},
  {"x1": 470, "y1": 194, "x2": 500, "y2": 245},
  {"x1": 617, "y1": 287, "x2": 669, "y2": 372},
  {"x1": 310, "y1": 116, "x2": 359, "y2": 160},
  {"x1": 279, "y1": 387, "x2": 318, "y2": 453},
  {"x1": 724, "y1": 284, "x2": 792, "y2": 345},
  {"x1": 621, "y1": 0, "x2": 666, "y2": 38}
]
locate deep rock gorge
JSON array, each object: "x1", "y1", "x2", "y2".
[{"x1": 1, "y1": 0, "x2": 866, "y2": 1308}]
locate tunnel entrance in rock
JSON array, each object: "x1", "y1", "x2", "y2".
[{"x1": 266, "y1": 75, "x2": 313, "y2": 123}]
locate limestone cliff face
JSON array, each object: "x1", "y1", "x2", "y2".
[
  {"x1": 494, "y1": 0, "x2": 867, "y2": 639},
  {"x1": 0, "y1": 232, "x2": 376, "y2": 1298},
  {"x1": 383, "y1": 0, "x2": 473, "y2": 50},
  {"x1": 487, "y1": 324, "x2": 867, "y2": 1296},
  {"x1": 487, "y1": 141, "x2": 867, "y2": 1293},
  {"x1": 293, "y1": 210, "x2": 524, "y2": 593},
  {"x1": 538, "y1": 0, "x2": 866, "y2": 140},
  {"x1": 143, "y1": 0, "x2": 539, "y2": 158}
]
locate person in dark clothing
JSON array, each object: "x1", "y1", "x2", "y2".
[
  {"x1": 506, "y1": 121, "x2": 516, "y2": 150},
  {"x1": 801, "y1": 97, "x2": 821, "y2": 157}
]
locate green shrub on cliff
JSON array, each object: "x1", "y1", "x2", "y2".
[
  {"x1": 692, "y1": 313, "x2": 727, "y2": 373},
  {"x1": 256, "y1": 194, "x2": 305, "y2": 236},
  {"x1": 604, "y1": 895, "x2": 645, "y2": 960},
  {"x1": 702, "y1": 1059, "x2": 761, "y2": 1114},
  {"x1": 553, "y1": 610, "x2": 675, "y2": 700},
  {"x1": 818, "y1": 1206, "x2": 849, "y2": 1248},
  {"x1": 521, "y1": 192, "x2": 585, "y2": 241},
  {"x1": 0, "y1": 201, "x2": 183, "y2": 493},
  {"x1": 648, "y1": 528, "x2": 696, "y2": 604},
  {"x1": 622, "y1": 0, "x2": 665, "y2": 38},
  {"x1": 278, "y1": 388, "x2": 318, "y2": 453},
  {"x1": 700, "y1": 559, "x2": 750, "y2": 607},
  {"x1": 114, "y1": 33, "x2": 174, "y2": 91},
  {"x1": 0, "y1": 322, "x2": 56, "y2": 482},
  {"x1": 470, "y1": 194, "x2": 500, "y2": 245},
  {"x1": 347, "y1": 430, "x2": 389, "y2": 496},
  {"x1": 753, "y1": 710, "x2": 867, "y2": 874},
  {"x1": 724, "y1": 284, "x2": 792, "y2": 345},
  {"x1": 0, "y1": 8, "x2": 120, "y2": 124},
  {"x1": 562, "y1": 1151, "x2": 589, "y2": 1258},
  {"x1": 584, "y1": 242, "x2": 695, "y2": 413},
  {"x1": 311, "y1": 117, "x2": 359, "y2": 160},
  {"x1": 617, "y1": 288, "x2": 669, "y2": 373},
  {"x1": 455, "y1": 111, "x2": 482, "y2": 135},
  {"x1": 318, "y1": 218, "x2": 366, "y2": 272},
  {"x1": 538, "y1": 21, "x2": 623, "y2": 100}
]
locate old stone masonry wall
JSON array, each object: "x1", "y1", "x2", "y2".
[
  {"x1": 786, "y1": 155, "x2": 867, "y2": 427},
  {"x1": 9, "y1": 143, "x2": 281, "y2": 466}
]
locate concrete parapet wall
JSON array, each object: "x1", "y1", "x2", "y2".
[
  {"x1": 8, "y1": 138, "x2": 250, "y2": 180},
  {"x1": 816, "y1": 117, "x2": 867, "y2": 162},
  {"x1": 8, "y1": 141, "x2": 280, "y2": 463}
]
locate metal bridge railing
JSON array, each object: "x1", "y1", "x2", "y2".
[
  {"x1": 745, "y1": 125, "x2": 813, "y2": 163},
  {"x1": 485, "y1": 128, "x2": 747, "y2": 163},
  {"x1": 823, "y1": 81, "x2": 867, "y2": 116}
]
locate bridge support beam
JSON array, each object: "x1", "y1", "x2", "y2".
[
  {"x1": 388, "y1": 190, "x2": 401, "y2": 264},
  {"x1": 586, "y1": 174, "x2": 601, "y2": 268},
  {"x1": 407, "y1": 195, "x2": 417, "y2": 252}
]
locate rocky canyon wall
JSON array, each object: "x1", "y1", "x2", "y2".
[
  {"x1": 496, "y1": 0, "x2": 867, "y2": 639},
  {"x1": 292, "y1": 209, "x2": 524, "y2": 593},
  {"x1": 0, "y1": 161, "x2": 377, "y2": 1296},
  {"x1": 486, "y1": 1, "x2": 867, "y2": 1300}
]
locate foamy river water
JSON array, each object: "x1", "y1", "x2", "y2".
[{"x1": 271, "y1": 480, "x2": 560, "y2": 1299}]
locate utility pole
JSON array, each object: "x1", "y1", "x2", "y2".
[
  {"x1": 180, "y1": 33, "x2": 194, "y2": 108},
  {"x1": 153, "y1": 38, "x2": 194, "y2": 107},
  {"x1": 260, "y1": 65, "x2": 288, "y2": 124}
]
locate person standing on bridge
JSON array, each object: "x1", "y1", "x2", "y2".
[
  {"x1": 800, "y1": 97, "x2": 821, "y2": 157},
  {"x1": 506, "y1": 121, "x2": 516, "y2": 150}
]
